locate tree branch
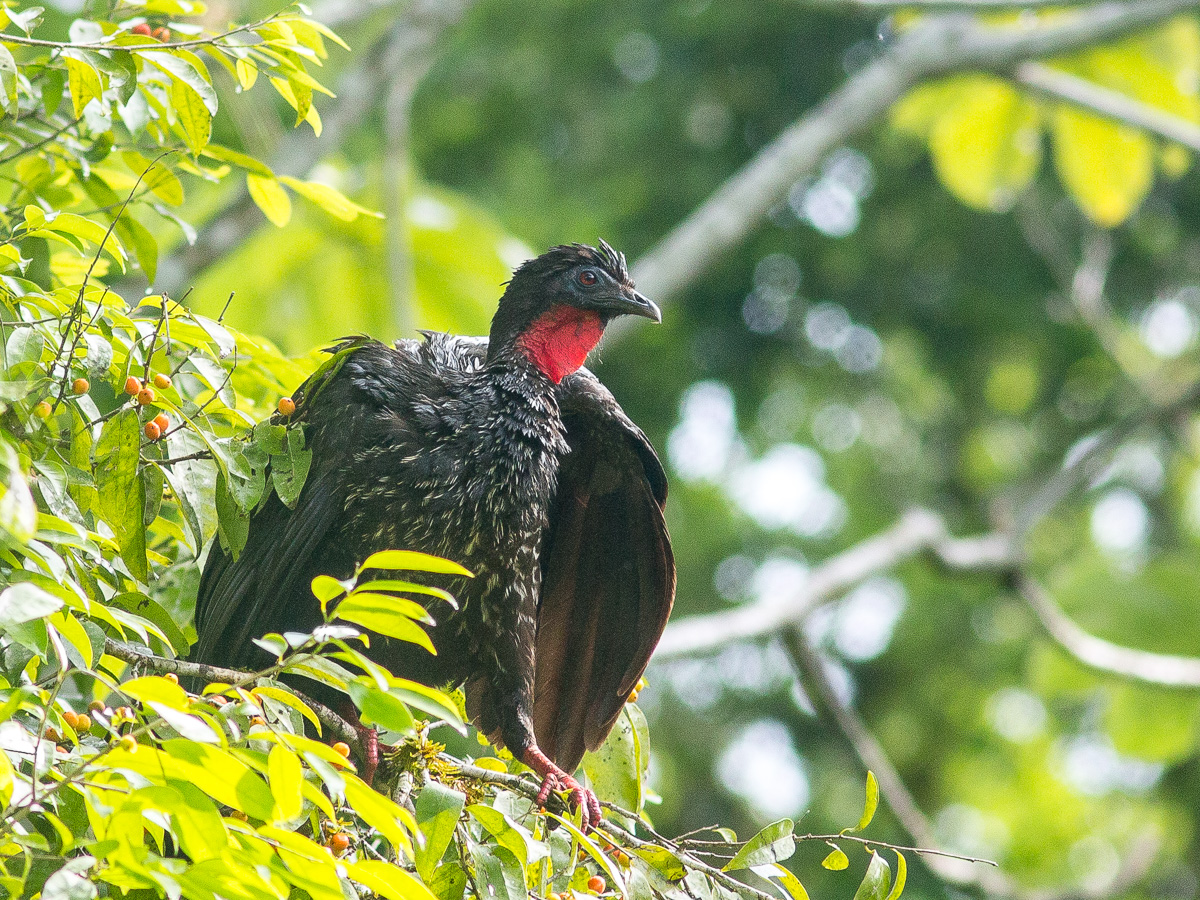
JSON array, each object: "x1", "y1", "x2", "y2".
[
  {"x1": 1014, "y1": 61, "x2": 1200, "y2": 152},
  {"x1": 655, "y1": 509, "x2": 1013, "y2": 659},
  {"x1": 624, "y1": 0, "x2": 1199, "y2": 313},
  {"x1": 160, "y1": 0, "x2": 474, "y2": 294},
  {"x1": 102, "y1": 638, "x2": 361, "y2": 748},
  {"x1": 784, "y1": 631, "x2": 1162, "y2": 900},
  {"x1": 1015, "y1": 575, "x2": 1200, "y2": 688},
  {"x1": 801, "y1": 0, "x2": 1105, "y2": 9}
]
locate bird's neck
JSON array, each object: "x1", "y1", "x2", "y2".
[{"x1": 514, "y1": 305, "x2": 605, "y2": 384}]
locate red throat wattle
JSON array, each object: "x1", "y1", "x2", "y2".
[{"x1": 517, "y1": 305, "x2": 605, "y2": 384}]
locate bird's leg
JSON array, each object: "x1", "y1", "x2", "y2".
[
  {"x1": 339, "y1": 700, "x2": 380, "y2": 783},
  {"x1": 522, "y1": 745, "x2": 602, "y2": 832}
]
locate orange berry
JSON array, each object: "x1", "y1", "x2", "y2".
[
  {"x1": 153, "y1": 412, "x2": 170, "y2": 432},
  {"x1": 44, "y1": 727, "x2": 61, "y2": 742},
  {"x1": 164, "y1": 672, "x2": 178, "y2": 684},
  {"x1": 71, "y1": 377, "x2": 89, "y2": 395},
  {"x1": 62, "y1": 710, "x2": 79, "y2": 729},
  {"x1": 332, "y1": 741, "x2": 351, "y2": 758},
  {"x1": 33, "y1": 401, "x2": 52, "y2": 418},
  {"x1": 152, "y1": 26, "x2": 170, "y2": 42},
  {"x1": 277, "y1": 396, "x2": 296, "y2": 416},
  {"x1": 124, "y1": 376, "x2": 142, "y2": 395},
  {"x1": 327, "y1": 832, "x2": 351, "y2": 855},
  {"x1": 587, "y1": 876, "x2": 606, "y2": 894},
  {"x1": 143, "y1": 421, "x2": 161, "y2": 441},
  {"x1": 250, "y1": 715, "x2": 266, "y2": 727},
  {"x1": 153, "y1": 373, "x2": 172, "y2": 390},
  {"x1": 137, "y1": 387, "x2": 156, "y2": 406},
  {"x1": 131, "y1": 23, "x2": 152, "y2": 36}
]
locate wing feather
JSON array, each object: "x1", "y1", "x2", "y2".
[{"x1": 534, "y1": 371, "x2": 675, "y2": 772}]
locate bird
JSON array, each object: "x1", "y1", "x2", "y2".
[{"x1": 192, "y1": 241, "x2": 675, "y2": 830}]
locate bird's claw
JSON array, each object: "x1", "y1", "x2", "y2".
[{"x1": 524, "y1": 747, "x2": 602, "y2": 832}]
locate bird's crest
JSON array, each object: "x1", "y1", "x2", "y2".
[{"x1": 508, "y1": 240, "x2": 631, "y2": 288}]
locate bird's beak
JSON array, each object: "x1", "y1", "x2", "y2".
[{"x1": 609, "y1": 288, "x2": 662, "y2": 323}]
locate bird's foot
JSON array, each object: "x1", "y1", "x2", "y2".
[
  {"x1": 356, "y1": 723, "x2": 380, "y2": 783},
  {"x1": 522, "y1": 746, "x2": 602, "y2": 832},
  {"x1": 338, "y1": 700, "x2": 381, "y2": 783}
]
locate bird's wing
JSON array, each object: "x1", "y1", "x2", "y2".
[
  {"x1": 533, "y1": 369, "x2": 675, "y2": 772},
  {"x1": 193, "y1": 337, "x2": 404, "y2": 668}
]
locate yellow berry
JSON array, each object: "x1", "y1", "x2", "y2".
[
  {"x1": 33, "y1": 401, "x2": 52, "y2": 418},
  {"x1": 164, "y1": 672, "x2": 178, "y2": 684},
  {"x1": 332, "y1": 741, "x2": 351, "y2": 758},
  {"x1": 153, "y1": 373, "x2": 172, "y2": 389}
]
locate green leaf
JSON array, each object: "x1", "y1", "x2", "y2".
[
  {"x1": 822, "y1": 845, "x2": 850, "y2": 871},
  {"x1": 359, "y1": 550, "x2": 473, "y2": 578},
  {"x1": 143, "y1": 50, "x2": 218, "y2": 115},
  {"x1": 279, "y1": 176, "x2": 383, "y2": 221},
  {"x1": 271, "y1": 425, "x2": 311, "y2": 508},
  {"x1": 852, "y1": 852, "x2": 892, "y2": 900},
  {"x1": 0, "y1": 44, "x2": 17, "y2": 113},
  {"x1": 884, "y1": 851, "x2": 906, "y2": 900},
  {"x1": 336, "y1": 595, "x2": 435, "y2": 652},
  {"x1": 252, "y1": 684, "x2": 322, "y2": 733},
  {"x1": 723, "y1": 819, "x2": 795, "y2": 871},
  {"x1": 468, "y1": 843, "x2": 526, "y2": 900},
  {"x1": 388, "y1": 678, "x2": 466, "y2": 732},
  {"x1": 215, "y1": 469, "x2": 249, "y2": 558},
  {"x1": 849, "y1": 771, "x2": 879, "y2": 833},
  {"x1": 583, "y1": 705, "x2": 641, "y2": 818},
  {"x1": 268, "y1": 743, "x2": 303, "y2": 823},
  {"x1": 467, "y1": 804, "x2": 549, "y2": 867},
  {"x1": 343, "y1": 772, "x2": 415, "y2": 854},
  {"x1": 0, "y1": 582, "x2": 62, "y2": 628},
  {"x1": 109, "y1": 592, "x2": 188, "y2": 656},
  {"x1": 414, "y1": 781, "x2": 466, "y2": 882},
  {"x1": 927, "y1": 76, "x2": 1041, "y2": 213},
  {"x1": 203, "y1": 143, "x2": 274, "y2": 177},
  {"x1": 1051, "y1": 105, "x2": 1154, "y2": 226},
  {"x1": 171, "y1": 76, "x2": 213, "y2": 155},
  {"x1": 348, "y1": 680, "x2": 416, "y2": 735},
  {"x1": 348, "y1": 860, "x2": 440, "y2": 900},
  {"x1": 64, "y1": 54, "x2": 104, "y2": 119},
  {"x1": 248, "y1": 174, "x2": 292, "y2": 227},
  {"x1": 120, "y1": 675, "x2": 189, "y2": 710},
  {"x1": 96, "y1": 409, "x2": 147, "y2": 581},
  {"x1": 754, "y1": 863, "x2": 809, "y2": 900}
]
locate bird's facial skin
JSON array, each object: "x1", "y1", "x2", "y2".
[
  {"x1": 517, "y1": 264, "x2": 661, "y2": 384},
  {"x1": 516, "y1": 305, "x2": 606, "y2": 384},
  {"x1": 562, "y1": 264, "x2": 662, "y2": 323}
]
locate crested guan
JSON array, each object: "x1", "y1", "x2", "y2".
[{"x1": 192, "y1": 242, "x2": 675, "y2": 829}]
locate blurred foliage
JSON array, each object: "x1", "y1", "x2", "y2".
[{"x1": 7, "y1": 0, "x2": 1200, "y2": 899}]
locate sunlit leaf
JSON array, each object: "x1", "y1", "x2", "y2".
[{"x1": 723, "y1": 819, "x2": 795, "y2": 871}]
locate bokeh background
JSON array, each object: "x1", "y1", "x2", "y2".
[{"x1": 47, "y1": 0, "x2": 1200, "y2": 896}]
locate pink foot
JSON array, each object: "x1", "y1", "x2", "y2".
[
  {"x1": 357, "y1": 723, "x2": 380, "y2": 783},
  {"x1": 523, "y1": 746, "x2": 601, "y2": 832}
]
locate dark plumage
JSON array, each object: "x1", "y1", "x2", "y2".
[{"x1": 192, "y1": 242, "x2": 674, "y2": 829}]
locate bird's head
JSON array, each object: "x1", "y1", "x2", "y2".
[{"x1": 489, "y1": 241, "x2": 661, "y2": 384}]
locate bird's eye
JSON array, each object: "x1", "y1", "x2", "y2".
[{"x1": 578, "y1": 270, "x2": 598, "y2": 287}]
